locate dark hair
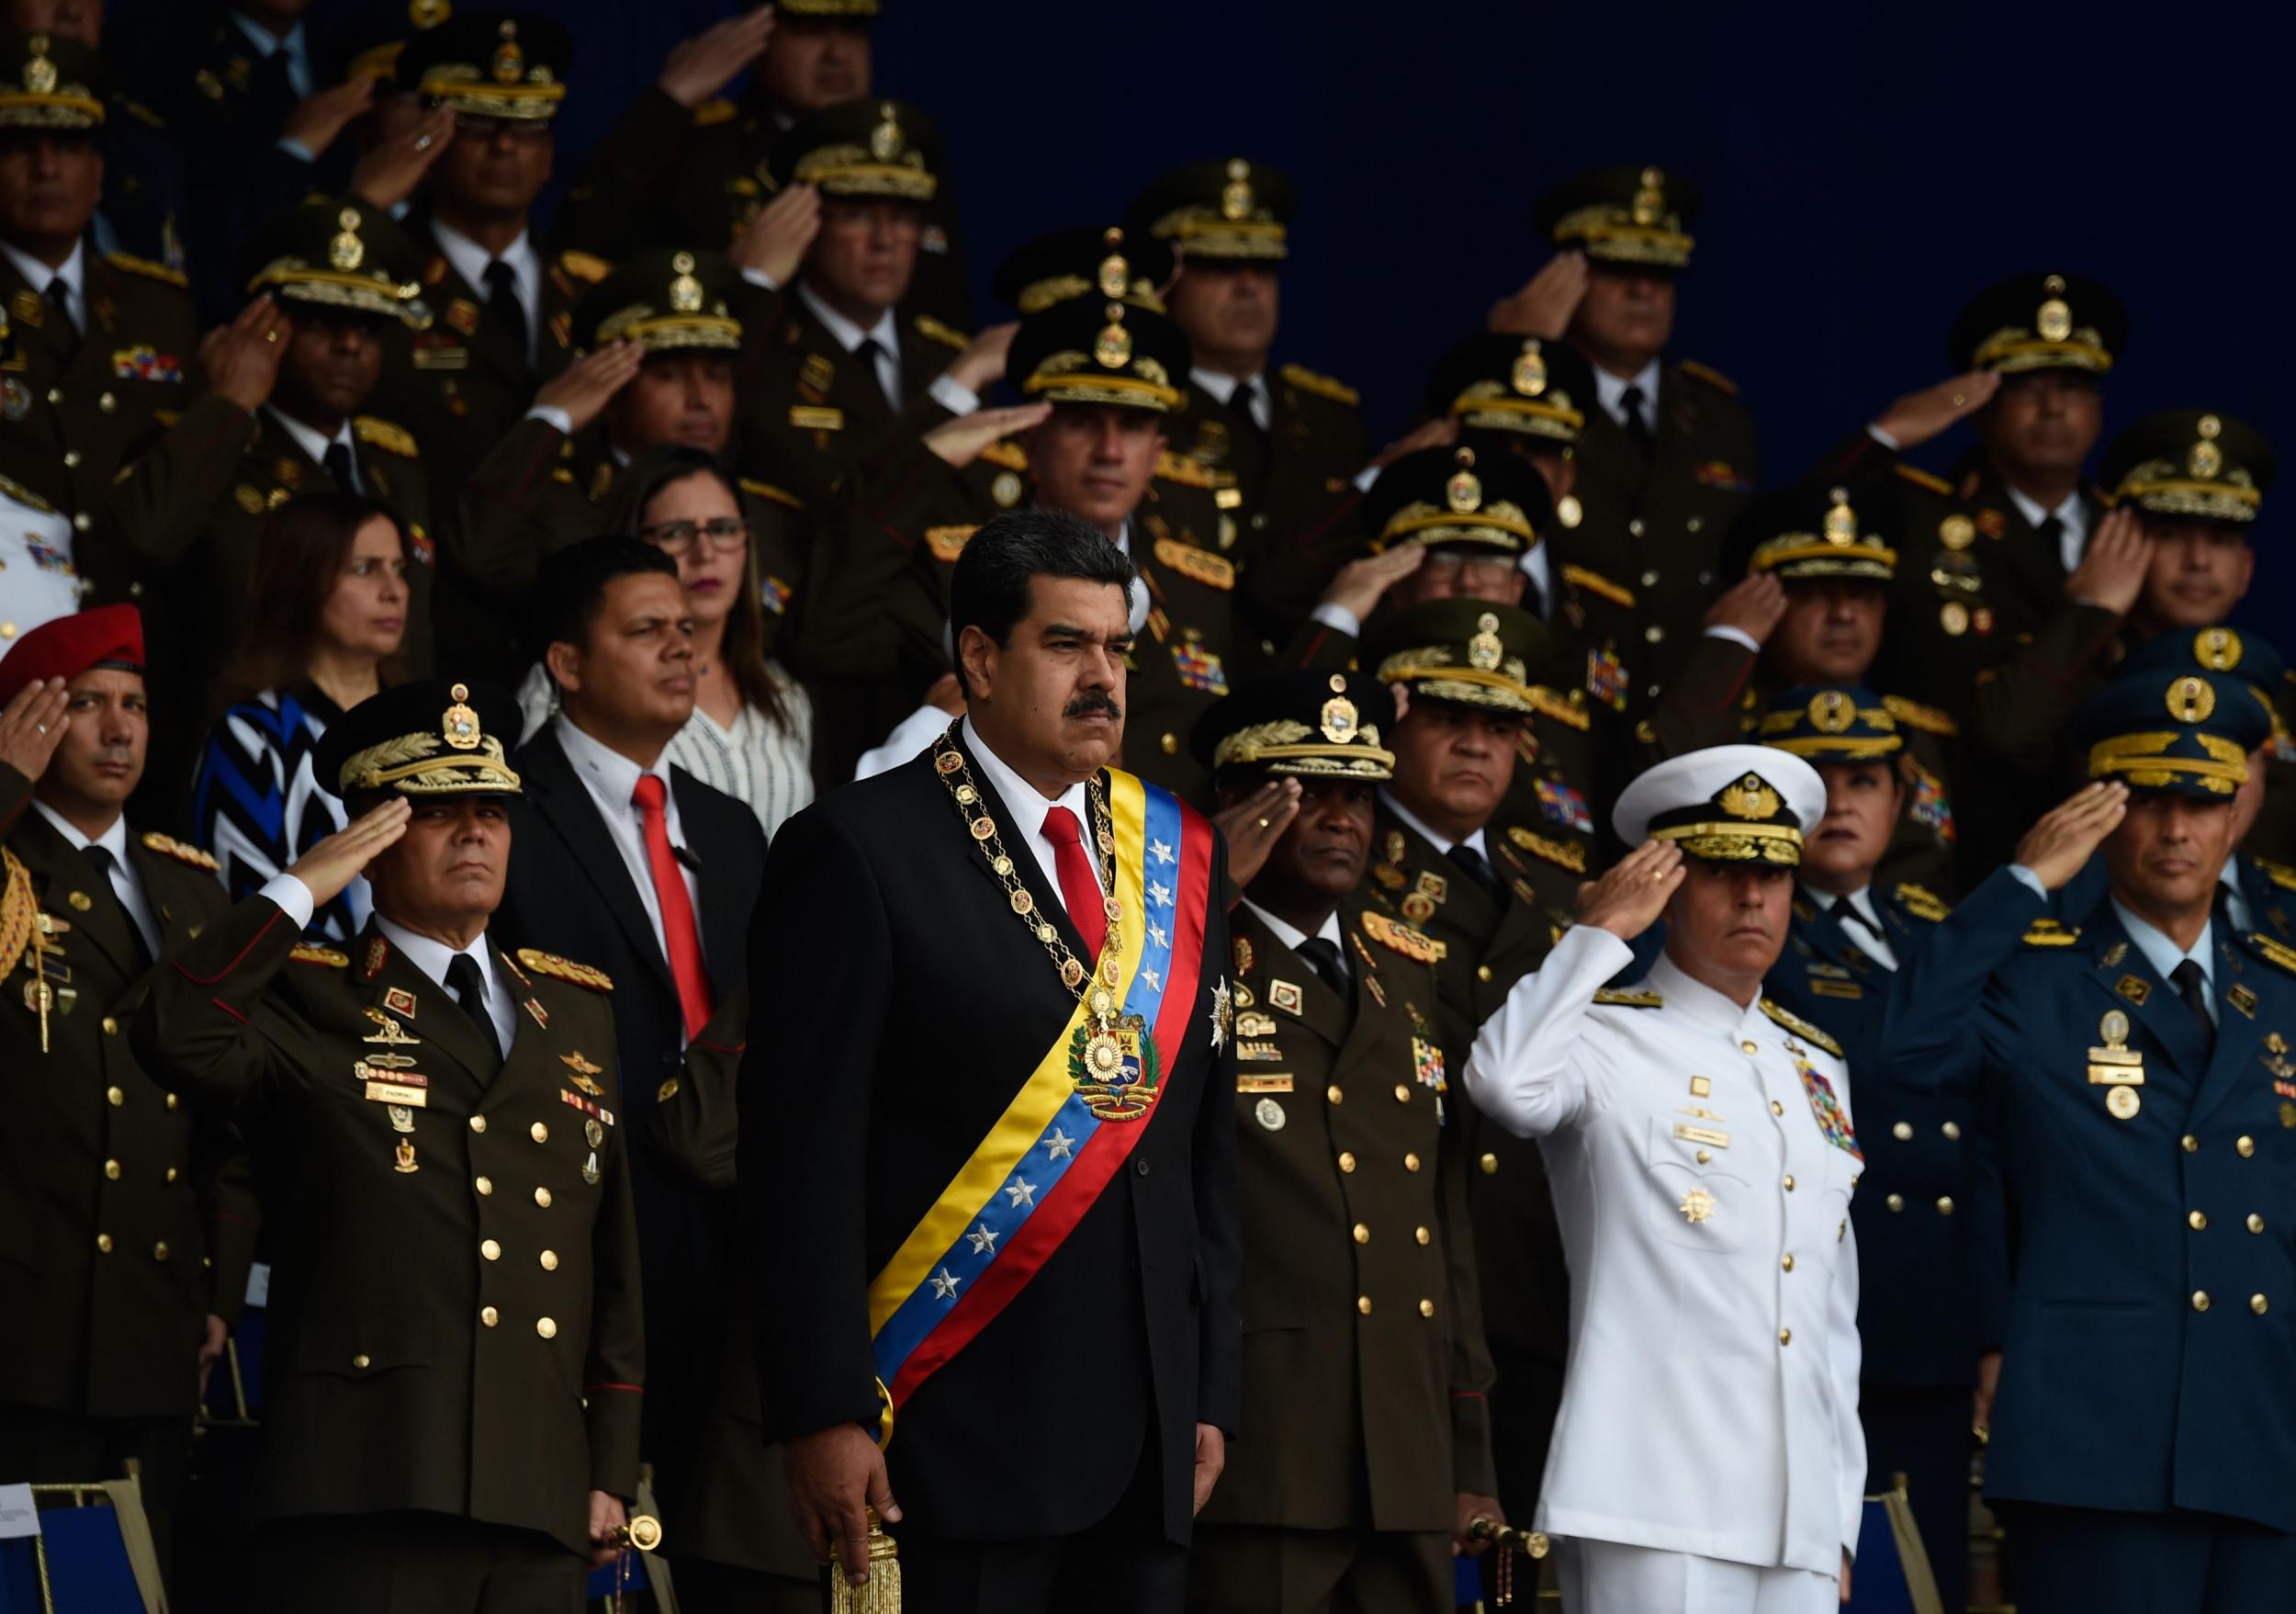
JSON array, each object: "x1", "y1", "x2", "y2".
[
  {"x1": 948, "y1": 509, "x2": 1137, "y2": 698},
  {"x1": 600, "y1": 446, "x2": 787, "y2": 728},
  {"x1": 218, "y1": 492, "x2": 411, "y2": 711},
  {"x1": 524, "y1": 534, "x2": 680, "y2": 668}
]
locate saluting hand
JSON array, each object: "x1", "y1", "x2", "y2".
[
  {"x1": 0, "y1": 677, "x2": 72, "y2": 783},
  {"x1": 942, "y1": 321, "x2": 1019, "y2": 396},
  {"x1": 656, "y1": 6, "x2": 776, "y2": 108},
  {"x1": 2012, "y1": 780, "x2": 2128, "y2": 890},
  {"x1": 1488, "y1": 252, "x2": 1589, "y2": 339},
  {"x1": 200, "y1": 296, "x2": 291, "y2": 414},
  {"x1": 2064, "y1": 507, "x2": 2153, "y2": 615},
  {"x1": 1211, "y1": 779, "x2": 1303, "y2": 892},
  {"x1": 286, "y1": 798, "x2": 411, "y2": 909},
  {"x1": 531, "y1": 340, "x2": 647, "y2": 436},
  {"x1": 923, "y1": 401, "x2": 1051, "y2": 469},
  {"x1": 785, "y1": 1422, "x2": 901, "y2": 1589},
  {"x1": 732, "y1": 182, "x2": 822, "y2": 288},
  {"x1": 1702, "y1": 572, "x2": 1788, "y2": 645},
  {"x1": 348, "y1": 105, "x2": 456, "y2": 213},
  {"x1": 279, "y1": 74, "x2": 377, "y2": 161},
  {"x1": 1577, "y1": 839, "x2": 1684, "y2": 941},
  {"x1": 1870, "y1": 367, "x2": 1999, "y2": 451},
  {"x1": 1316, "y1": 544, "x2": 1424, "y2": 624}
]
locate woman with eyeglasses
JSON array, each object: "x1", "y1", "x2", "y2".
[{"x1": 190, "y1": 493, "x2": 411, "y2": 940}]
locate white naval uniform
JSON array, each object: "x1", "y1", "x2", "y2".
[
  {"x1": 0, "y1": 481, "x2": 82, "y2": 655},
  {"x1": 1464, "y1": 923, "x2": 1864, "y2": 1614}
]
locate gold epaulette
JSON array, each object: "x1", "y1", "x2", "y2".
[
  {"x1": 923, "y1": 525, "x2": 976, "y2": 561},
  {"x1": 1361, "y1": 909, "x2": 1442, "y2": 964},
  {"x1": 0, "y1": 850, "x2": 37, "y2": 983},
  {"x1": 913, "y1": 314, "x2": 970, "y2": 351},
  {"x1": 141, "y1": 831, "x2": 219, "y2": 871},
  {"x1": 1882, "y1": 693, "x2": 1958, "y2": 737},
  {"x1": 1894, "y1": 461, "x2": 1953, "y2": 496},
  {"x1": 352, "y1": 415, "x2": 418, "y2": 458},
  {"x1": 1278, "y1": 363, "x2": 1358, "y2": 406},
  {"x1": 1759, "y1": 997, "x2": 1842, "y2": 1055},
  {"x1": 1561, "y1": 563, "x2": 1637, "y2": 609},
  {"x1": 1893, "y1": 882, "x2": 1951, "y2": 921},
  {"x1": 2021, "y1": 919, "x2": 2079, "y2": 947},
  {"x1": 692, "y1": 96, "x2": 737, "y2": 127},
  {"x1": 1507, "y1": 824, "x2": 1587, "y2": 873},
  {"x1": 0, "y1": 472, "x2": 53, "y2": 514},
  {"x1": 104, "y1": 251, "x2": 187, "y2": 288},
  {"x1": 2251, "y1": 855, "x2": 2296, "y2": 893},
  {"x1": 2246, "y1": 931, "x2": 2296, "y2": 976},
  {"x1": 1677, "y1": 358, "x2": 1737, "y2": 395},
  {"x1": 289, "y1": 943, "x2": 349, "y2": 967},
  {"x1": 557, "y1": 250, "x2": 612, "y2": 285},
  {"x1": 1593, "y1": 988, "x2": 1662, "y2": 1008},
  {"x1": 1154, "y1": 449, "x2": 1216, "y2": 489},
  {"x1": 738, "y1": 476, "x2": 805, "y2": 511},
  {"x1": 120, "y1": 96, "x2": 166, "y2": 130},
  {"x1": 1527, "y1": 685, "x2": 1592, "y2": 731},
  {"x1": 978, "y1": 439, "x2": 1029, "y2": 471},
  {"x1": 517, "y1": 948, "x2": 613, "y2": 992},
  {"x1": 1153, "y1": 536, "x2": 1234, "y2": 590}
]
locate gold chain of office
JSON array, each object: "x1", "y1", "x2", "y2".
[{"x1": 933, "y1": 729, "x2": 1127, "y2": 1020}]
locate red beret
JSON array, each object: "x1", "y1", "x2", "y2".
[{"x1": 0, "y1": 605, "x2": 144, "y2": 706}]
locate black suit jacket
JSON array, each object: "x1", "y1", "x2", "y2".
[
  {"x1": 495, "y1": 727, "x2": 767, "y2": 1460},
  {"x1": 739, "y1": 741, "x2": 1241, "y2": 1543}
]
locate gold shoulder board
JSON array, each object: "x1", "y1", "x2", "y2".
[
  {"x1": 1759, "y1": 997, "x2": 1842, "y2": 1056},
  {"x1": 978, "y1": 439, "x2": 1030, "y2": 471},
  {"x1": 1593, "y1": 988, "x2": 1663, "y2": 1008},
  {"x1": 1278, "y1": 363, "x2": 1359, "y2": 407},
  {"x1": 104, "y1": 251, "x2": 188, "y2": 288},
  {"x1": 1153, "y1": 449, "x2": 1215, "y2": 490},
  {"x1": 289, "y1": 943, "x2": 350, "y2": 967},
  {"x1": 924, "y1": 525, "x2": 976, "y2": 561},
  {"x1": 1526, "y1": 685, "x2": 1592, "y2": 731},
  {"x1": 557, "y1": 250, "x2": 613, "y2": 285},
  {"x1": 692, "y1": 96, "x2": 737, "y2": 127},
  {"x1": 516, "y1": 948, "x2": 614, "y2": 992},
  {"x1": 1894, "y1": 461, "x2": 1954, "y2": 496},
  {"x1": 122, "y1": 96, "x2": 166, "y2": 130},
  {"x1": 352, "y1": 415, "x2": 419, "y2": 457},
  {"x1": 2245, "y1": 932, "x2": 2296, "y2": 976},
  {"x1": 737, "y1": 477, "x2": 805, "y2": 511},
  {"x1": 1360, "y1": 909, "x2": 1442, "y2": 964},
  {"x1": 0, "y1": 472, "x2": 54, "y2": 514},
  {"x1": 1506, "y1": 825, "x2": 1587, "y2": 874},
  {"x1": 1882, "y1": 694, "x2": 1958, "y2": 737},
  {"x1": 1677, "y1": 358, "x2": 1738, "y2": 395},
  {"x1": 1893, "y1": 882, "x2": 1951, "y2": 920},
  {"x1": 1560, "y1": 563, "x2": 1637, "y2": 609},
  {"x1": 1152, "y1": 536, "x2": 1235, "y2": 591},
  {"x1": 140, "y1": 830, "x2": 219, "y2": 871},
  {"x1": 2020, "y1": 920, "x2": 2079, "y2": 947},
  {"x1": 2251, "y1": 856, "x2": 2296, "y2": 894},
  {"x1": 913, "y1": 314, "x2": 971, "y2": 351}
]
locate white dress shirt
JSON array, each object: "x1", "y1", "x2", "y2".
[
  {"x1": 1379, "y1": 787, "x2": 1491, "y2": 864},
  {"x1": 1593, "y1": 357, "x2": 1662, "y2": 435},
  {"x1": 2006, "y1": 484, "x2": 2090, "y2": 575},
  {"x1": 554, "y1": 713, "x2": 707, "y2": 972},
  {"x1": 1191, "y1": 367, "x2": 1270, "y2": 434},
  {"x1": 230, "y1": 10, "x2": 313, "y2": 96},
  {"x1": 960, "y1": 714, "x2": 1104, "y2": 903},
  {"x1": 1237, "y1": 897, "x2": 1345, "y2": 982},
  {"x1": 1466, "y1": 925, "x2": 1866, "y2": 1578},
  {"x1": 2221, "y1": 862, "x2": 2252, "y2": 935},
  {"x1": 33, "y1": 805, "x2": 161, "y2": 958},
  {"x1": 1807, "y1": 885, "x2": 1898, "y2": 972},
  {"x1": 2113, "y1": 900, "x2": 2215, "y2": 1024},
  {"x1": 265, "y1": 406, "x2": 360, "y2": 492},
  {"x1": 793, "y1": 282, "x2": 980, "y2": 416},
  {"x1": 2, "y1": 239, "x2": 83, "y2": 334},
  {"x1": 375, "y1": 913, "x2": 519, "y2": 1054},
  {"x1": 432, "y1": 220, "x2": 543, "y2": 365}
]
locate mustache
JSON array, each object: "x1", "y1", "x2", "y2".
[{"x1": 1064, "y1": 690, "x2": 1121, "y2": 719}]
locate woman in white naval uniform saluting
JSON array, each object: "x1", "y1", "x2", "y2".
[{"x1": 1466, "y1": 744, "x2": 1863, "y2": 1613}]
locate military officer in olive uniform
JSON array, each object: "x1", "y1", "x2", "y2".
[
  {"x1": 1354, "y1": 599, "x2": 1585, "y2": 1529},
  {"x1": 99, "y1": 198, "x2": 433, "y2": 822},
  {"x1": 0, "y1": 608, "x2": 254, "y2": 1590},
  {"x1": 1516, "y1": 165, "x2": 1760, "y2": 702},
  {"x1": 1131, "y1": 158, "x2": 1367, "y2": 630},
  {"x1": 1654, "y1": 483, "x2": 1967, "y2": 896},
  {"x1": 0, "y1": 33, "x2": 197, "y2": 546},
  {"x1": 1186, "y1": 671, "x2": 1500, "y2": 1611},
  {"x1": 132, "y1": 679, "x2": 646, "y2": 1610}
]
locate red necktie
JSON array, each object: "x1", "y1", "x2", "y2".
[
  {"x1": 632, "y1": 774, "x2": 713, "y2": 1040},
  {"x1": 1041, "y1": 806, "x2": 1107, "y2": 962}
]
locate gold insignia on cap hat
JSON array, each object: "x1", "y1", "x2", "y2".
[
  {"x1": 1320, "y1": 673, "x2": 1359, "y2": 745},
  {"x1": 411, "y1": 0, "x2": 450, "y2": 25},
  {"x1": 1720, "y1": 773, "x2": 1782, "y2": 821},
  {"x1": 330, "y1": 208, "x2": 366, "y2": 271},
  {"x1": 1468, "y1": 613, "x2": 1503, "y2": 672},
  {"x1": 1512, "y1": 339, "x2": 1548, "y2": 397},
  {"x1": 1632, "y1": 166, "x2": 1666, "y2": 226},
  {"x1": 2167, "y1": 675, "x2": 2216, "y2": 723},
  {"x1": 1809, "y1": 690, "x2": 1856, "y2": 733},
  {"x1": 490, "y1": 18, "x2": 523, "y2": 84},
  {"x1": 1446, "y1": 446, "x2": 1482, "y2": 514},
  {"x1": 1097, "y1": 228, "x2": 1129, "y2": 299},
  {"x1": 2189, "y1": 435, "x2": 2223, "y2": 480},
  {"x1": 23, "y1": 35, "x2": 55, "y2": 96},
  {"x1": 1221, "y1": 157, "x2": 1254, "y2": 221},
  {"x1": 1822, "y1": 488, "x2": 1856, "y2": 545},
  {"x1": 869, "y1": 102, "x2": 903, "y2": 161},
  {"x1": 668, "y1": 251, "x2": 703, "y2": 313},
  {"x1": 443, "y1": 682, "x2": 481, "y2": 750},
  {"x1": 2195, "y1": 626, "x2": 2242, "y2": 672},
  {"x1": 2036, "y1": 294, "x2": 2073, "y2": 344},
  {"x1": 1093, "y1": 302, "x2": 1132, "y2": 368}
]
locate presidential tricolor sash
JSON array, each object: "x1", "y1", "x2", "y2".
[{"x1": 867, "y1": 767, "x2": 1215, "y2": 1413}]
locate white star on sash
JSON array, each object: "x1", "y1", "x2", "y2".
[
  {"x1": 965, "y1": 1223, "x2": 999, "y2": 1255},
  {"x1": 1149, "y1": 921, "x2": 1168, "y2": 950},
  {"x1": 1143, "y1": 966, "x2": 1162, "y2": 991},
  {"x1": 1007, "y1": 1177, "x2": 1038, "y2": 1207},
  {"x1": 1150, "y1": 839, "x2": 1175, "y2": 865},
  {"x1": 1045, "y1": 1129, "x2": 1075, "y2": 1160},
  {"x1": 1149, "y1": 880, "x2": 1171, "y2": 909},
  {"x1": 929, "y1": 1267, "x2": 962, "y2": 1300}
]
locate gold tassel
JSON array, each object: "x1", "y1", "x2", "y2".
[{"x1": 827, "y1": 1509, "x2": 901, "y2": 1614}]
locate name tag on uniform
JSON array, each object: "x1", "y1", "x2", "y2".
[
  {"x1": 364, "y1": 1078, "x2": 429, "y2": 1108},
  {"x1": 789, "y1": 404, "x2": 844, "y2": 431},
  {"x1": 1236, "y1": 1073, "x2": 1292, "y2": 1093},
  {"x1": 1674, "y1": 1123, "x2": 1729, "y2": 1148}
]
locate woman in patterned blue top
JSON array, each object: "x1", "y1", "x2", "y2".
[{"x1": 190, "y1": 493, "x2": 411, "y2": 939}]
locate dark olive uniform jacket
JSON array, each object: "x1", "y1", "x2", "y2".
[
  {"x1": 0, "y1": 768, "x2": 254, "y2": 1419},
  {"x1": 131, "y1": 904, "x2": 645, "y2": 1555}
]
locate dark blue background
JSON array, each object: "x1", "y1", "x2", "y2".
[{"x1": 118, "y1": 0, "x2": 2291, "y2": 626}]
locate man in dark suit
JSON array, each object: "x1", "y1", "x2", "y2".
[
  {"x1": 491, "y1": 536, "x2": 784, "y2": 1609},
  {"x1": 742, "y1": 509, "x2": 1240, "y2": 1612}
]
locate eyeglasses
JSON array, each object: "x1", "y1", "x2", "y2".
[
  {"x1": 638, "y1": 516, "x2": 749, "y2": 555},
  {"x1": 1420, "y1": 551, "x2": 1520, "y2": 583}
]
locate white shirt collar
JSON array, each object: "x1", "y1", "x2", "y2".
[
  {"x1": 1593, "y1": 357, "x2": 1662, "y2": 429},
  {"x1": 31, "y1": 800, "x2": 126, "y2": 860},
  {"x1": 961, "y1": 712, "x2": 1087, "y2": 819},
  {"x1": 1516, "y1": 543, "x2": 1554, "y2": 616},
  {"x1": 2223, "y1": 861, "x2": 2252, "y2": 935},
  {"x1": 265, "y1": 405, "x2": 354, "y2": 473},
  {"x1": 797, "y1": 281, "x2": 899, "y2": 357},
  {"x1": 374, "y1": 911, "x2": 490, "y2": 995},
  {"x1": 430, "y1": 220, "x2": 541, "y2": 339},
  {"x1": 1238, "y1": 897, "x2": 1343, "y2": 956},
  {"x1": 553, "y1": 710, "x2": 671, "y2": 816},
  {"x1": 1378, "y1": 786, "x2": 1488, "y2": 862},
  {"x1": 2004, "y1": 484, "x2": 2090, "y2": 570},
  {"x1": 230, "y1": 11, "x2": 308, "y2": 63},
  {"x1": 3, "y1": 238, "x2": 83, "y2": 318},
  {"x1": 2112, "y1": 898, "x2": 2213, "y2": 998},
  {"x1": 1806, "y1": 883, "x2": 1896, "y2": 969},
  {"x1": 1190, "y1": 367, "x2": 1264, "y2": 405},
  {"x1": 1645, "y1": 946, "x2": 1768, "y2": 1037}
]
